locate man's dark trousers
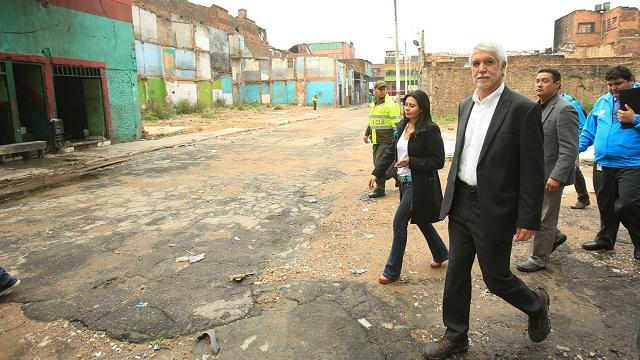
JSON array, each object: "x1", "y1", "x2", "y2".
[
  {"x1": 592, "y1": 165, "x2": 640, "y2": 250},
  {"x1": 574, "y1": 162, "x2": 590, "y2": 204},
  {"x1": 442, "y1": 181, "x2": 542, "y2": 343}
]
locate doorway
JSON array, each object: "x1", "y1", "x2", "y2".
[
  {"x1": 13, "y1": 62, "x2": 48, "y2": 142},
  {"x1": 53, "y1": 65, "x2": 106, "y2": 141}
]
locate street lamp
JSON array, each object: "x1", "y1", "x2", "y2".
[{"x1": 393, "y1": 0, "x2": 400, "y2": 101}]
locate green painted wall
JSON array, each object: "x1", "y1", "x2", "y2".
[
  {"x1": 83, "y1": 78, "x2": 106, "y2": 138},
  {"x1": 138, "y1": 78, "x2": 166, "y2": 106},
  {"x1": 0, "y1": 2, "x2": 141, "y2": 143},
  {"x1": 198, "y1": 81, "x2": 212, "y2": 107}
]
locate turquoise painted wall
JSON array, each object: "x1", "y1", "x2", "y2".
[
  {"x1": 307, "y1": 81, "x2": 335, "y2": 105},
  {"x1": 0, "y1": 2, "x2": 141, "y2": 142},
  {"x1": 272, "y1": 81, "x2": 296, "y2": 104}
]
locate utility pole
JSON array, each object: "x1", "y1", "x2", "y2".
[
  {"x1": 393, "y1": 0, "x2": 400, "y2": 101},
  {"x1": 404, "y1": 41, "x2": 408, "y2": 95},
  {"x1": 419, "y1": 29, "x2": 424, "y2": 90}
]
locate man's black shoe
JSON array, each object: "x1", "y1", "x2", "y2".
[
  {"x1": 581, "y1": 241, "x2": 614, "y2": 251},
  {"x1": 368, "y1": 190, "x2": 385, "y2": 198},
  {"x1": 552, "y1": 235, "x2": 567, "y2": 252},
  {"x1": 528, "y1": 287, "x2": 551, "y2": 343},
  {"x1": 0, "y1": 277, "x2": 20, "y2": 296},
  {"x1": 423, "y1": 337, "x2": 469, "y2": 359}
]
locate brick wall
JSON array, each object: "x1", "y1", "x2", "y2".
[{"x1": 423, "y1": 55, "x2": 640, "y2": 115}]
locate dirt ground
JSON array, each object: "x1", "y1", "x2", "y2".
[{"x1": 1, "y1": 105, "x2": 638, "y2": 360}]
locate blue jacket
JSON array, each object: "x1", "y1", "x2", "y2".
[
  {"x1": 561, "y1": 93, "x2": 587, "y2": 132},
  {"x1": 579, "y1": 82, "x2": 640, "y2": 167}
]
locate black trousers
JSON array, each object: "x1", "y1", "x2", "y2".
[
  {"x1": 574, "y1": 160, "x2": 590, "y2": 204},
  {"x1": 442, "y1": 180, "x2": 543, "y2": 343},
  {"x1": 593, "y1": 165, "x2": 640, "y2": 250}
]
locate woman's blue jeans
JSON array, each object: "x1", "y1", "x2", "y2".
[{"x1": 383, "y1": 182, "x2": 449, "y2": 280}]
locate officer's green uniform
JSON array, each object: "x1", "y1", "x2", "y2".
[{"x1": 365, "y1": 94, "x2": 402, "y2": 193}]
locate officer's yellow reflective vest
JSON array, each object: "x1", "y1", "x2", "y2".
[{"x1": 368, "y1": 95, "x2": 402, "y2": 144}]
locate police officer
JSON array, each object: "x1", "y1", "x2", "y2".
[{"x1": 363, "y1": 80, "x2": 401, "y2": 198}]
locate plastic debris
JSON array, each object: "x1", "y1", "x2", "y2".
[
  {"x1": 189, "y1": 253, "x2": 205, "y2": 263},
  {"x1": 153, "y1": 343, "x2": 160, "y2": 350},
  {"x1": 193, "y1": 329, "x2": 220, "y2": 356},
  {"x1": 358, "y1": 318, "x2": 372, "y2": 329},
  {"x1": 135, "y1": 301, "x2": 148, "y2": 308},
  {"x1": 175, "y1": 256, "x2": 190, "y2": 262},
  {"x1": 350, "y1": 268, "x2": 367, "y2": 275}
]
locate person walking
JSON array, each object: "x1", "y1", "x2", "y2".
[
  {"x1": 424, "y1": 41, "x2": 550, "y2": 359},
  {"x1": 368, "y1": 90, "x2": 449, "y2": 284},
  {"x1": 516, "y1": 68, "x2": 578, "y2": 273},
  {"x1": 0, "y1": 267, "x2": 20, "y2": 296},
  {"x1": 561, "y1": 93, "x2": 591, "y2": 210},
  {"x1": 312, "y1": 94, "x2": 318, "y2": 111},
  {"x1": 363, "y1": 80, "x2": 402, "y2": 198},
  {"x1": 579, "y1": 65, "x2": 640, "y2": 261}
]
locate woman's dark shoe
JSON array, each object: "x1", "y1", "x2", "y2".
[{"x1": 378, "y1": 275, "x2": 396, "y2": 284}]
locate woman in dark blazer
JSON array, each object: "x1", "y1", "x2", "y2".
[{"x1": 368, "y1": 90, "x2": 449, "y2": 284}]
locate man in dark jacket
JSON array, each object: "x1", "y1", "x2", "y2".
[{"x1": 424, "y1": 41, "x2": 550, "y2": 359}]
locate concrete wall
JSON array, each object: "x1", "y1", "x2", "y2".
[
  {"x1": 422, "y1": 55, "x2": 640, "y2": 115},
  {"x1": 1, "y1": 0, "x2": 141, "y2": 142}
]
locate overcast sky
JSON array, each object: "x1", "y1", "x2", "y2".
[{"x1": 189, "y1": 0, "x2": 638, "y2": 63}]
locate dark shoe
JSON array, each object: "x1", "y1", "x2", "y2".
[
  {"x1": 570, "y1": 201, "x2": 590, "y2": 209},
  {"x1": 634, "y1": 248, "x2": 640, "y2": 260},
  {"x1": 517, "y1": 259, "x2": 546, "y2": 273},
  {"x1": 0, "y1": 277, "x2": 20, "y2": 296},
  {"x1": 528, "y1": 287, "x2": 551, "y2": 343},
  {"x1": 368, "y1": 190, "x2": 385, "y2": 198},
  {"x1": 423, "y1": 337, "x2": 469, "y2": 359},
  {"x1": 581, "y1": 240, "x2": 614, "y2": 251},
  {"x1": 378, "y1": 275, "x2": 397, "y2": 284},
  {"x1": 552, "y1": 235, "x2": 568, "y2": 252}
]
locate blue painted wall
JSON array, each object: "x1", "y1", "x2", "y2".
[
  {"x1": 307, "y1": 81, "x2": 334, "y2": 105},
  {"x1": 272, "y1": 81, "x2": 296, "y2": 104},
  {"x1": 240, "y1": 84, "x2": 260, "y2": 103}
]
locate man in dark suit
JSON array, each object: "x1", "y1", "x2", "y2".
[
  {"x1": 516, "y1": 68, "x2": 578, "y2": 272},
  {"x1": 424, "y1": 42, "x2": 551, "y2": 359}
]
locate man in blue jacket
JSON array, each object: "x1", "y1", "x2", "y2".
[
  {"x1": 579, "y1": 65, "x2": 640, "y2": 261},
  {"x1": 561, "y1": 93, "x2": 591, "y2": 211}
]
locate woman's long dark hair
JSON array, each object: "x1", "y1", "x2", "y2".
[{"x1": 404, "y1": 90, "x2": 433, "y2": 131}]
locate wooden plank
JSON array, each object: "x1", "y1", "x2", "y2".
[{"x1": 0, "y1": 141, "x2": 47, "y2": 156}]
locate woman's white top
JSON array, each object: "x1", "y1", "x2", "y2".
[{"x1": 396, "y1": 127, "x2": 411, "y2": 177}]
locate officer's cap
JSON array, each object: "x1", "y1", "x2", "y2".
[{"x1": 374, "y1": 80, "x2": 387, "y2": 89}]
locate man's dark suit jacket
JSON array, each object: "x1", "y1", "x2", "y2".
[{"x1": 440, "y1": 85, "x2": 545, "y2": 239}]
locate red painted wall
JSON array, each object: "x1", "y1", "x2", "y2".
[{"x1": 46, "y1": 0, "x2": 132, "y2": 23}]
